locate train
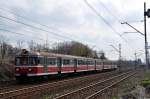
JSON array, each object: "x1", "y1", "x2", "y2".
[{"x1": 15, "y1": 49, "x2": 118, "y2": 80}]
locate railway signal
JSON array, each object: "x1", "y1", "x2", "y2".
[
  {"x1": 144, "y1": 2, "x2": 150, "y2": 69},
  {"x1": 145, "y1": 9, "x2": 150, "y2": 18}
]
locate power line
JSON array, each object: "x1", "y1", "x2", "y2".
[
  {"x1": 97, "y1": 0, "x2": 145, "y2": 45},
  {"x1": 3, "y1": 13, "x2": 98, "y2": 47},
  {"x1": 97, "y1": 0, "x2": 121, "y2": 23},
  {"x1": 0, "y1": 22, "x2": 65, "y2": 42},
  {"x1": 83, "y1": 0, "x2": 134, "y2": 50},
  {"x1": 0, "y1": 28, "x2": 56, "y2": 43},
  {"x1": 0, "y1": 7, "x2": 87, "y2": 44},
  {"x1": 83, "y1": 0, "x2": 122, "y2": 37},
  {"x1": 0, "y1": 7, "x2": 75, "y2": 36},
  {"x1": 0, "y1": 15, "x2": 74, "y2": 41}
]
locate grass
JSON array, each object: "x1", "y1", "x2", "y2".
[{"x1": 140, "y1": 70, "x2": 150, "y2": 87}]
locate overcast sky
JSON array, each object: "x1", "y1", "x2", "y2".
[{"x1": 0, "y1": 0, "x2": 150, "y2": 61}]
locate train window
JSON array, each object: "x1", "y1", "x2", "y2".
[
  {"x1": 63, "y1": 59, "x2": 70, "y2": 65},
  {"x1": 78, "y1": 60, "x2": 82, "y2": 65},
  {"x1": 29, "y1": 57, "x2": 38, "y2": 66},
  {"x1": 48, "y1": 58, "x2": 56, "y2": 65},
  {"x1": 97, "y1": 61, "x2": 102, "y2": 65},
  {"x1": 39, "y1": 57, "x2": 44, "y2": 65},
  {"x1": 69, "y1": 59, "x2": 74, "y2": 65},
  {"x1": 16, "y1": 58, "x2": 20, "y2": 66},
  {"x1": 15, "y1": 57, "x2": 29, "y2": 66},
  {"x1": 78, "y1": 60, "x2": 86, "y2": 65},
  {"x1": 87, "y1": 60, "x2": 94, "y2": 65}
]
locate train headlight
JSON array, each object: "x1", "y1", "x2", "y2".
[
  {"x1": 15, "y1": 68, "x2": 20, "y2": 72},
  {"x1": 28, "y1": 68, "x2": 32, "y2": 72}
]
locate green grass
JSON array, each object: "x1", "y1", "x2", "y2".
[
  {"x1": 140, "y1": 70, "x2": 150, "y2": 87},
  {"x1": 141, "y1": 80, "x2": 150, "y2": 87}
]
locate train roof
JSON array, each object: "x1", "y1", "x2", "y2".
[
  {"x1": 16, "y1": 49, "x2": 95, "y2": 60},
  {"x1": 16, "y1": 49, "x2": 117, "y2": 62}
]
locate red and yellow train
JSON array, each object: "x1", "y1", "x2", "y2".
[{"x1": 15, "y1": 49, "x2": 117, "y2": 80}]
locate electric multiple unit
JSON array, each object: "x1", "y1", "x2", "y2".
[{"x1": 15, "y1": 49, "x2": 117, "y2": 79}]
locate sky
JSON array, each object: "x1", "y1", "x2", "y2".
[{"x1": 0, "y1": 0, "x2": 149, "y2": 61}]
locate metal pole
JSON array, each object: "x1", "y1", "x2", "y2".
[
  {"x1": 135, "y1": 52, "x2": 137, "y2": 70},
  {"x1": 119, "y1": 44, "x2": 121, "y2": 71},
  {"x1": 144, "y1": 2, "x2": 148, "y2": 69},
  {"x1": 119, "y1": 44, "x2": 121, "y2": 60}
]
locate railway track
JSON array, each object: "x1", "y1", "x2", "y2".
[
  {"x1": 54, "y1": 71, "x2": 136, "y2": 99},
  {"x1": 0, "y1": 71, "x2": 119, "y2": 99}
]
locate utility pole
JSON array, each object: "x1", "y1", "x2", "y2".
[
  {"x1": 119, "y1": 44, "x2": 121, "y2": 60},
  {"x1": 110, "y1": 44, "x2": 121, "y2": 71},
  {"x1": 45, "y1": 33, "x2": 49, "y2": 52},
  {"x1": 144, "y1": 2, "x2": 148, "y2": 69},
  {"x1": 109, "y1": 44, "x2": 121, "y2": 60},
  {"x1": 134, "y1": 52, "x2": 137, "y2": 70},
  {"x1": 119, "y1": 44, "x2": 121, "y2": 71},
  {"x1": 121, "y1": 2, "x2": 150, "y2": 69}
]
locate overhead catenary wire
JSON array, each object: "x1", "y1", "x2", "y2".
[
  {"x1": 83, "y1": 0, "x2": 137, "y2": 60},
  {"x1": 0, "y1": 7, "x2": 60, "y2": 31},
  {"x1": 97, "y1": 0, "x2": 121, "y2": 23},
  {"x1": 0, "y1": 7, "x2": 91, "y2": 45},
  {"x1": 0, "y1": 28, "x2": 56, "y2": 43},
  {"x1": 0, "y1": 7, "x2": 79, "y2": 37},
  {"x1": 0, "y1": 22, "x2": 65, "y2": 42},
  {"x1": 0, "y1": 15, "x2": 74, "y2": 41},
  {"x1": 83, "y1": 0, "x2": 135, "y2": 50}
]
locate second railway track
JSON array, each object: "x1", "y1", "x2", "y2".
[
  {"x1": 0, "y1": 70, "x2": 136, "y2": 99},
  {"x1": 54, "y1": 71, "x2": 136, "y2": 99},
  {"x1": 0, "y1": 71, "x2": 118, "y2": 99}
]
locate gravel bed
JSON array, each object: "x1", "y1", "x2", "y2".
[{"x1": 41, "y1": 71, "x2": 123, "y2": 99}]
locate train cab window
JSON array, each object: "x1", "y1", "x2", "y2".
[
  {"x1": 29, "y1": 57, "x2": 38, "y2": 66},
  {"x1": 15, "y1": 57, "x2": 28, "y2": 66},
  {"x1": 39, "y1": 57, "x2": 45, "y2": 65},
  {"x1": 15, "y1": 56, "x2": 39, "y2": 66},
  {"x1": 48, "y1": 58, "x2": 56, "y2": 65},
  {"x1": 63, "y1": 59, "x2": 70, "y2": 65}
]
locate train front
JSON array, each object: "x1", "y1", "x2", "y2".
[{"x1": 15, "y1": 49, "x2": 40, "y2": 80}]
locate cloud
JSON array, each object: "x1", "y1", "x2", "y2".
[{"x1": 0, "y1": 0, "x2": 148, "y2": 60}]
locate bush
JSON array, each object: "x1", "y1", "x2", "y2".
[
  {"x1": 140, "y1": 80, "x2": 150, "y2": 87},
  {"x1": 0, "y1": 63, "x2": 15, "y2": 81}
]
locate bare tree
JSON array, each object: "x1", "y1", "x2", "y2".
[
  {"x1": 0, "y1": 35, "x2": 9, "y2": 64},
  {"x1": 28, "y1": 40, "x2": 36, "y2": 51},
  {"x1": 17, "y1": 40, "x2": 24, "y2": 50},
  {"x1": 51, "y1": 41, "x2": 97, "y2": 57}
]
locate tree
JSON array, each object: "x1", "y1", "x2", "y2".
[
  {"x1": 17, "y1": 40, "x2": 24, "y2": 50},
  {"x1": 51, "y1": 41, "x2": 97, "y2": 58},
  {"x1": 97, "y1": 51, "x2": 107, "y2": 59},
  {"x1": 0, "y1": 35, "x2": 9, "y2": 64},
  {"x1": 28, "y1": 40, "x2": 36, "y2": 51}
]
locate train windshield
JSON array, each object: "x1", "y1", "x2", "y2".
[{"x1": 15, "y1": 56, "x2": 38, "y2": 66}]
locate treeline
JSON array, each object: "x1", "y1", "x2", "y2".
[
  {"x1": 0, "y1": 38, "x2": 107, "y2": 65},
  {"x1": 0, "y1": 35, "x2": 107, "y2": 81},
  {"x1": 28, "y1": 40, "x2": 107, "y2": 59},
  {"x1": 51, "y1": 41, "x2": 98, "y2": 58}
]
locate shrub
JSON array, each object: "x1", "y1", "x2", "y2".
[{"x1": 140, "y1": 80, "x2": 150, "y2": 87}]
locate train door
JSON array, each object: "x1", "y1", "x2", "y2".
[
  {"x1": 74, "y1": 59, "x2": 77, "y2": 72},
  {"x1": 44, "y1": 57, "x2": 48, "y2": 73},
  {"x1": 102, "y1": 60, "x2": 104, "y2": 70},
  {"x1": 57, "y1": 57, "x2": 62, "y2": 74},
  {"x1": 86, "y1": 59, "x2": 88, "y2": 70},
  {"x1": 94, "y1": 60, "x2": 96, "y2": 70}
]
